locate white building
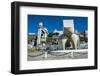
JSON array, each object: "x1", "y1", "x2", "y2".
[{"x1": 28, "y1": 33, "x2": 36, "y2": 35}]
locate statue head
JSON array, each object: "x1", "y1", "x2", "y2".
[{"x1": 38, "y1": 22, "x2": 43, "y2": 28}]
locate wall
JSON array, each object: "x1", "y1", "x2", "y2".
[{"x1": 0, "y1": 0, "x2": 99, "y2": 76}]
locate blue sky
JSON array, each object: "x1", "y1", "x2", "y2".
[{"x1": 28, "y1": 15, "x2": 88, "y2": 33}]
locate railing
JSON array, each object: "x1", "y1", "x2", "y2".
[
  {"x1": 44, "y1": 49, "x2": 87, "y2": 58},
  {"x1": 28, "y1": 49, "x2": 87, "y2": 59}
]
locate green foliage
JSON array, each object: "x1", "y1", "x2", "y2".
[
  {"x1": 28, "y1": 35, "x2": 36, "y2": 43},
  {"x1": 46, "y1": 37, "x2": 53, "y2": 42},
  {"x1": 48, "y1": 32, "x2": 59, "y2": 37},
  {"x1": 28, "y1": 36, "x2": 33, "y2": 41},
  {"x1": 48, "y1": 33, "x2": 53, "y2": 37}
]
